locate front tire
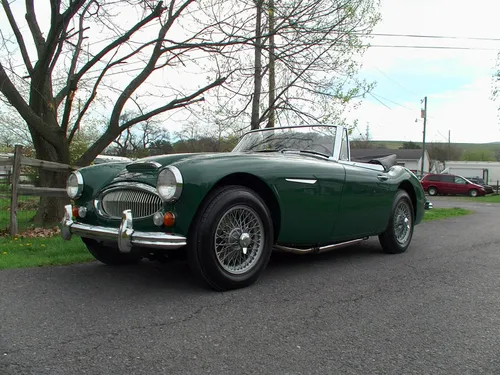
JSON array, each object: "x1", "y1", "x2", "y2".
[
  {"x1": 82, "y1": 238, "x2": 143, "y2": 265},
  {"x1": 469, "y1": 189, "x2": 478, "y2": 197},
  {"x1": 428, "y1": 186, "x2": 438, "y2": 196},
  {"x1": 379, "y1": 190, "x2": 414, "y2": 254},
  {"x1": 188, "y1": 186, "x2": 274, "y2": 291}
]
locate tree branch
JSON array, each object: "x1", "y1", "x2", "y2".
[
  {"x1": 67, "y1": 50, "x2": 123, "y2": 144},
  {"x1": 1, "y1": 0, "x2": 34, "y2": 74},
  {"x1": 120, "y1": 76, "x2": 227, "y2": 131},
  {"x1": 25, "y1": 0, "x2": 46, "y2": 57},
  {"x1": 55, "y1": 1, "x2": 165, "y2": 106},
  {"x1": 76, "y1": 74, "x2": 226, "y2": 166},
  {"x1": 0, "y1": 63, "x2": 60, "y2": 146},
  {"x1": 108, "y1": 1, "x2": 192, "y2": 130},
  {"x1": 61, "y1": 2, "x2": 94, "y2": 134}
]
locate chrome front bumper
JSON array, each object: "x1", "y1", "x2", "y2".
[{"x1": 60, "y1": 205, "x2": 187, "y2": 253}]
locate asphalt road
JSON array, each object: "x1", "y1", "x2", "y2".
[{"x1": 1, "y1": 197, "x2": 500, "y2": 375}]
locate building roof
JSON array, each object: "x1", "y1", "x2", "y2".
[{"x1": 350, "y1": 148, "x2": 423, "y2": 161}]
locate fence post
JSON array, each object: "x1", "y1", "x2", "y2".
[{"x1": 9, "y1": 145, "x2": 23, "y2": 236}]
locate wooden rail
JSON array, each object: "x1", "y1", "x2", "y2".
[{"x1": 1, "y1": 145, "x2": 74, "y2": 236}]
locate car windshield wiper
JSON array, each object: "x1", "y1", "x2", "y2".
[
  {"x1": 251, "y1": 148, "x2": 329, "y2": 157},
  {"x1": 280, "y1": 149, "x2": 329, "y2": 158},
  {"x1": 252, "y1": 149, "x2": 282, "y2": 152}
]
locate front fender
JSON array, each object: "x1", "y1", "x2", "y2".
[{"x1": 74, "y1": 162, "x2": 131, "y2": 204}]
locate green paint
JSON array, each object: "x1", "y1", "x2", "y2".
[{"x1": 71, "y1": 150, "x2": 426, "y2": 247}]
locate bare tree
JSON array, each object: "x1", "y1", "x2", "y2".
[
  {"x1": 0, "y1": 109, "x2": 32, "y2": 148},
  {"x1": 242, "y1": 0, "x2": 380, "y2": 129},
  {"x1": 0, "y1": 0, "x2": 255, "y2": 224},
  {"x1": 108, "y1": 111, "x2": 169, "y2": 157}
]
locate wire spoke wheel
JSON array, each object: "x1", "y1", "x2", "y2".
[
  {"x1": 393, "y1": 200, "x2": 412, "y2": 245},
  {"x1": 214, "y1": 205, "x2": 265, "y2": 275}
]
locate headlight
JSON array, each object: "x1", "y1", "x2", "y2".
[
  {"x1": 157, "y1": 166, "x2": 183, "y2": 202},
  {"x1": 66, "y1": 171, "x2": 84, "y2": 199}
]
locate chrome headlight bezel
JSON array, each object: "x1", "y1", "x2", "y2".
[
  {"x1": 66, "y1": 171, "x2": 84, "y2": 199},
  {"x1": 157, "y1": 166, "x2": 183, "y2": 202}
]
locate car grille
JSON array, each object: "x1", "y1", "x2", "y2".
[{"x1": 100, "y1": 188, "x2": 162, "y2": 219}]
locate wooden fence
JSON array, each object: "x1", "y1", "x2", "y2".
[{"x1": 0, "y1": 145, "x2": 74, "y2": 236}]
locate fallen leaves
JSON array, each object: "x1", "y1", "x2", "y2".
[{"x1": 0, "y1": 226, "x2": 60, "y2": 238}]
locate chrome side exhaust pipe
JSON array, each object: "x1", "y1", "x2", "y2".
[{"x1": 274, "y1": 237, "x2": 369, "y2": 255}]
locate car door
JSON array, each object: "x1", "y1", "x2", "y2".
[
  {"x1": 453, "y1": 176, "x2": 469, "y2": 195},
  {"x1": 333, "y1": 161, "x2": 394, "y2": 241},
  {"x1": 438, "y1": 174, "x2": 454, "y2": 194}
]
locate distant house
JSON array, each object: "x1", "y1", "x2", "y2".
[{"x1": 350, "y1": 148, "x2": 431, "y2": 174}]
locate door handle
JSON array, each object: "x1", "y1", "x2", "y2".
[{"x1": 377, "y1": 174, "x2": 389, "y2": 181}]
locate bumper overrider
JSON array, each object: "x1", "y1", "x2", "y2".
[{"x1": 60, "y1": 205, "x2": 187, "y2": 253}]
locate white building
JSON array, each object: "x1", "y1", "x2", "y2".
[{"x1": 442, "y1": 161, "x2": 500, "y2": 185}]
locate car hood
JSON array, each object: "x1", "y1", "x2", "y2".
[
  {"x1": 108, "y1": 151, "x2": 328, "y2": 185},
  {"x1": 138, "y1": 151, "x2": 323, "y2": 166}
]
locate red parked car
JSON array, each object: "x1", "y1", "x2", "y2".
[{"x1": 420, "y1": 173, "x2": 487, "y2": 197}]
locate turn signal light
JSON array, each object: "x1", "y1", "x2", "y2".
[
  {"x1": 163, "y1": 212, "x2": 175, "y2": 227},
  {"x1": 72, "y1": 206, "x2": 79, "y2": 218}
]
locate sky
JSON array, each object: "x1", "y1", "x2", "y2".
[
  {"x1": 346, "y1": 0, "x2": 500, "y2": 144},
  {"x1": 1, "y1": 0, "x2": 499, "y2": 145}
]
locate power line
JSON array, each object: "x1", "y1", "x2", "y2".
[
  {"x1": 366, "y1": 33, "x2": 500, "y2": 42},
  {"x1": 366, "y1": 44, "x2": 499, "y2": 51},
  {"x1": 370, "y1": 92, "x2": 416, "y2": 111},
  {"x1": 367, "y1": 92, "x2": 392, "y2": 110},
  {"x1": 373, "y1": 67, "x2": 420, "y2": 98}
]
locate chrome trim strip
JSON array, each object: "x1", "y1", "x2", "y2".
[
  {"x1": 285, "y1": 178, "x2": 317, "y2": 184},
  {"x1": 61, "y1": 205, "x2": 186, "y2": 252},
  {"x1": 100, "y1": 182, "x2": 159, "y2": 195}
]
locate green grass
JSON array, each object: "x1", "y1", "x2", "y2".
[
  {"x1": 422, "y1": 207, "x2": 472, "y2": 222},
  {"x1": 372, "y1": 140, "x2": 500, "y2": 154},
  {"x1": 0, "y1": 195, "x2": 94, "y2": 270},
  {"x1": 0, "y1": 196, "x2": 40, "y2": 232},
  {"x1": 0, "y1": 235, "x2": 92, "y2": 269},
  {"x1": 460, "y1": 194, "x2": 500, "y2": 203}
]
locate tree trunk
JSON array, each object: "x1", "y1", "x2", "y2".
[
  {"x1": 30, "y1": 131, "x2": 71, "y2": 226},
  {"x1": 24, "y1": 63, "x2": 72, "y2": 226},
  {"x1": 251, "y1": 0, "x2": 263, "y2": 130},
  {"x1": 266, "y1": 0, "x2": 276, "y2": 128}
]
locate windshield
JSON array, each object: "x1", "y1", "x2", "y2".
[{"x1": 232, "y1": 125, "x2": 337, "y2": 157}]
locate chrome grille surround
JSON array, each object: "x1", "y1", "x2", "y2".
[{"x1": 94, "y1": 182, "x2": 162, "y2": 220}]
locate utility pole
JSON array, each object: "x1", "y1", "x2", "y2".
[
  {"x1": 420, "y1": 96, "x2": 427, "y2": 176},
  {"x1": 447, "y1": 130, "x2": 450, "y2": 164}
]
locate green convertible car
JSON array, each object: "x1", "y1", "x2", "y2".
[{"x1": 61, "y1": 125, "x2": 429, "y2": 291}]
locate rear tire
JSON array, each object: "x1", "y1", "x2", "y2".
[
  {"x1": 379, "y1": 190, "x2": 414, "y2": 254},
  {"x1": 427, "y1": 186, "x2": 438, "y2": 196},
  {"x1": 82, "y1": 238, "x2": 143, "y2": 265},
  {"x1": 187, "y1": 186, "x2": 274, "y2": 291}
]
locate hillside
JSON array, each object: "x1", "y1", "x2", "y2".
[{"x1": 368, "y1": 141, "x2": 500, "y2": 161}]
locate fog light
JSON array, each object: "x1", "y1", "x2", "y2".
[
  {"x1": 78, "y1": 206, "x2": 87, "y2": 218},
  {"x1": 72, "y1": 206, "x2": 79, "y2": 218},
  {"x1": 163, "y1": 212, "x2": 175, "y2": 227},
  {"x1": 153, "y1": 212, "x2": 164, "y2": 226}
]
